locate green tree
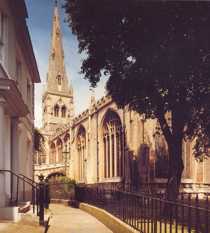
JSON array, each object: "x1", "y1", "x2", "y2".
[
  {"x1": 34, "y1": 128, "x2": 45, "y2": 153},
  {"x1": 64, "y1": 0, "x2": 210, "y2": 200}
]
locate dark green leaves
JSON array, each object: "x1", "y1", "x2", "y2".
[{"x1": 64, "y1": 0, "x2": 210, "y2": 159}]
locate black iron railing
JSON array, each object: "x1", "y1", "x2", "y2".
[
  {"x1": 0, "y1": 169, "x2": 49, "y2": 225},
  {"x1": 76, "y1": 185, "x2": 210, "y2": 233}
]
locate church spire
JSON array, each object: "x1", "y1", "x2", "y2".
[
  {"x1": 46, "y1": 2, "x2": 72, "y2": 96},
  {"x1": 42, "y1": 2, "x2": 74, "y2": 133}
]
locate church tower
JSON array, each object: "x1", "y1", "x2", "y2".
[{"x1": 42, "y1": 1, "x2": 74, "y2": 133}]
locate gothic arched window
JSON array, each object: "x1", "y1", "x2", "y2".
[
  {"x1": 77, "y1": 126, "x2": 86, "y2": 181},
  {"x1": 61, "y1": 105, "x2": 66, "y2": 118},
  {"x1": 153, "y1": 123, "x2": 169, "y2": 178},
  {"x1": 103, "y1": 110, "x2": 123, "y2": 179},
  {"x1": 64, "y1": 133, "x2": 70, "y2": 150},
  {"x1": 57, "y1": 74, "x2": 62, "y2": 85},
  {"x1": 50, "y1": 143, "x2": 56, "y2": 164},
  {"x1": 54, "y1": 104, "x2": 59, "y2": 117},
  {"x1": 57, "y1": 138, "x2": 63, "y2": 163}
]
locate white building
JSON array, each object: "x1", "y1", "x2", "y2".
[{"x1": 0, "y1": 0, "x2": 40, "y2": 221}]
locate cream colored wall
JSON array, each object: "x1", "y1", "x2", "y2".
[
  {"x1": 69, "y1": 100, "x2": 210, "y2": 187},
  {"x1": 39, "y1": 95, "x2": 210, "y2": 188},
  {"x1": 0, "y1": 1, "x2": 15, "y2": 75},
  {"x1": 18, "y1": 121, "x2": 33, "y2": 177},
  {"x1": 0, "y1": 0, "x2": 35, "y2": 206},
  {"x1": 43, "y1": 93, "x2": 72, "y2": 128},
  {"x1": 182, "y1": 138, "x2": 210, "y2": 186},
  {"x1": 69, "y1": 101, "x2": 157, "y2": 184},
  {"x1": 88, "y1": 112, "x2": 99, "y2": 183},
  {"x1": 204, "y1": 159, "x2": 210, "y2": 183},
  {"x1": 4, "y1": 115, "x2": 11, "y2": 205}
]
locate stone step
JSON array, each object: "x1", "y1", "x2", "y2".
[
  {"x1": 9, "y1": 200, "x2": 31, "y2": 213},
  {"x1": 18, "y1": 202, "x2": 31, "y2": 213}
]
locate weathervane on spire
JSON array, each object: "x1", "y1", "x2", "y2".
[{"x1": 55, "y1": 0, "x2": 58, "y2": 7}]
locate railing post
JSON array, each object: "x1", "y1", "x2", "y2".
[
  {"x1": 16, "y1": 176, "x2": 19, "y2": 205},
  {"x1": 32, "y1": 185, "x2": 35, "y2": 214},
  {"x1": 44, "y1": 178, "x2": 50, "y2": 209},
  {"x1": 23, "y1": 178, "x2": 25, "y2": 201},
  {"x1": 38, "y1": 175, "x2": 45, "y2": 225},
  {"x1": 10, "y1": 172, "x2": 13, "y2": 203},
  {"x1": 206, "y1": 195, "x2": 209, "y2": 233}
]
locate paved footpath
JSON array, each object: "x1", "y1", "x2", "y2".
[{"x1": 47, "y1": 204, "x2": 113, "y2": 233}]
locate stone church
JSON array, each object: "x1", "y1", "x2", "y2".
[{"x1": 34, "y1": 3, "x2": 210, "y2": 193}]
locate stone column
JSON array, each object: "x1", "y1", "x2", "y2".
[
  {"x1": 11, "y1": 118, "x2": 20, "y2": 173},
  {"x1": 109, "y1": 132, "x2": 113, "y2": 177},
  {"x1": 116, "y1": 133, "x2": 120, "y2": 177},
  {"x1": 114, "y1": 128, "x2": 117, "y2": 177},
  {"x1": 0, "y1": 97, "x2": 6, "y2": 207},
  {"x1": 55, "y1": 146, "x2": 58, "y2": 164},
  {"x1": 105, "y1": 136, "x2": 108, "y2": 178},
  {"x1": 11, "y1": 118, "x2": 22, "y2": 201},
  {"x1": 121, "y1": 129, "x2": 125, "y2": 177},
  {"x1": 46, "y1": 141, "x2": 50, "y2": 164},
  {"x1": 107, "y1": 135, "x2": 110, "y2": 178},
  {"x1": 82, "y1": 147, "x2": 84, "y2": 180},
  {"x1": 103, "y1": 137, "x2": 106, "y2": 178},
  {"x1": 78, "y1": 148, "x2": 80, "y2": 180}
]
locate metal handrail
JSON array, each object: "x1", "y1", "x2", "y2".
[
  {"x1": 0, "y1": 170, "x2": 37, "y2": 188},
  {"x1": 0, "y1": 169, "x2": 38, "y2": 211},
  {"x1": 76, "y1": 185, "x2": 210, "y2": 233},
  {"x1": 19, "y1": 173, "x2": 39, "y2": 209},
  {"x1": 19, "y1": 173, "x2": 39, "y2": 185},
  {"x1": 0, "y1": 169, "x2": 49, "y2": 225}
]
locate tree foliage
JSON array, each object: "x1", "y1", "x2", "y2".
[
  {"x1": 64, "y1": 0, "x2": 210, "y2": 158},
  {"x1": 34, "y1": 128, "x2": 45, "y2": 153},
  {"x1": 64, "y1": 0, "x2": 210, "y2": 198}
]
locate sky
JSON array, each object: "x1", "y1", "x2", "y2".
[{"x1": 25, "y1": 0, "x2": 107, "y2": 127}]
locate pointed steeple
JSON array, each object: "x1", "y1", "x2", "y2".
[
  {"x1": 42, "y1": 2, "x2": 74, "y2": 133},
  {"x1": 46, "y1": 2, "x2": 72, "y2": 96}
]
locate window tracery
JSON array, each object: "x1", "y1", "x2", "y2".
[
  {"x1": 50, "y1": 143, "x2": 56, "y2": 164},
  {"x1": 61, "y1": 105, "x2": 66, "y2": 118},
  {"x1": 57, "y1": 138, "x2": 63, "y2": 163},
  {"x1": 54, "y1": 104, "x2": 59, "y2": 117},
  {"x1": 77, "y1": 126, "x2": 86, "y2": 181},
  {"x1": 103, "y1": 111, "x2": 123, "y2": 179}
]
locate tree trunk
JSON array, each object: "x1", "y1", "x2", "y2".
[
  {"x1": 156, "y1": 107, "x2": 185, "y2": 211},
  {"x1": 164, "y1": 137, "x2": 184, "y2": 217},
  {"x1": 166, "y1": 142, "x2": 183, "y2": 199}
]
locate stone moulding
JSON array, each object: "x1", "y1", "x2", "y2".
[
  {"x1": 80, "y1": 203, "x2": 139, "y2": 233},
  {"x1": 73, "y1": 95, "x2": 113, "y2": 126},
  {"x1": 0, "y1": 78, "x2": 29, "y2": 117}
]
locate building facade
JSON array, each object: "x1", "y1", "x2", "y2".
[
  {"x1": 0, "y1": 0, "x2": 40, "y2": 221},
  {"x1": 35, "y1": 3, "x2": 210, "y2": 193}
]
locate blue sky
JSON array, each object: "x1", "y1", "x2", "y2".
[{"x1": 25, "y1": 0, "x2": 107, "y2": 127}]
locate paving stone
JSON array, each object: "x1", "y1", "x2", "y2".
[
  {"x1": 47, "y1": 204, "x2": 113, "y2": 233},
  {"x1": 0, "y1": 213, "x2": 44, "y2": 233}
]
